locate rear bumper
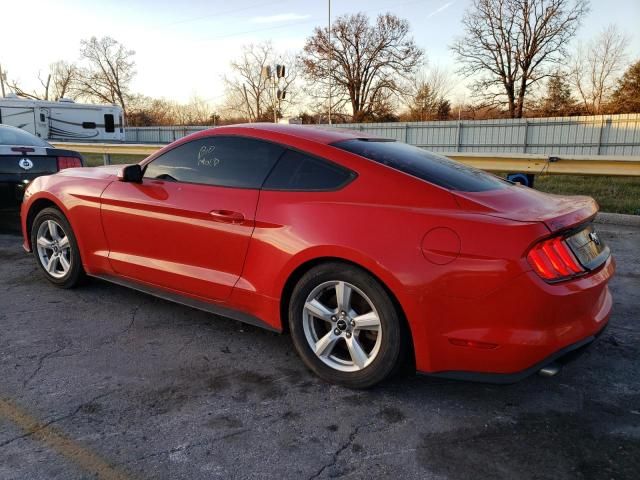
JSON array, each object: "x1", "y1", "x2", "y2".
[
  {"x1": 424, "y1": 321, "x2": 607, "y2": 384},
  {"x1": 0, "y1": 179, "x2": 28, "y2": 208},
  {"x1": 415, "y1": 255, "x2": 615, "y2": 380}
]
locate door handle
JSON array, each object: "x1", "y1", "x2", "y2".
[{"x1": 209, "y1": 210, "x2": 245, "y2": 224}]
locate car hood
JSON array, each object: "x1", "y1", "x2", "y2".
[
  {"x1": 57, "y1": 164, "x2": 128, "y2": 180},
  {"x1": 452, "y1": 184, "x2": 598, "y2": 232}
]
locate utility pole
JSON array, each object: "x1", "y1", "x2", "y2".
[
  {"x1": 328, "y1": 0, "x2": 332, "y2": 125},
  {"x1": 242, "y1": 84, "x2": 254, "y2": 122},
  {"x1": 0, "y1": 63, "x2": 6, "y2": 98},
  {"x1": 272, "y1": 76, "x2": 277, "y2": 123}
]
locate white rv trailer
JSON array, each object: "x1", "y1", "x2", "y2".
[{"x1": 0, "y1": 94, "x2": 125, "y2": 141}]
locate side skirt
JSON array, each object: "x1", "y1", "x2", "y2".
[{"x1": 90, "y1": 273, "x2": 281, "y2": 333}]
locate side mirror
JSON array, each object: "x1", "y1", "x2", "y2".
[{"x1": 118, "y1": 164, "x2": 143, "y2": 183}]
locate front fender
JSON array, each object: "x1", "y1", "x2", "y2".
[
  {"x1": 20, "y1": 173, "x2": 114, "y2": 274},
  {"x1": 21, "y1": 184, "x2": 70, "y2": 252}
]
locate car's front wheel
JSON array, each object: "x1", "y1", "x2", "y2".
[
  {"x1": 289, "y1": 262, "x2": 405, "y2": 388},
  {"x1": 31, "y1": 207, "x2": 84, "y2": 288}
]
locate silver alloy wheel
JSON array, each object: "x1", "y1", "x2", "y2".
[
  {"x1": 36, "y1": 220, "x2": 72, "y2": 279},
  {"x1": 302, "y1": 280, "x2": 383, "y2": 372}
]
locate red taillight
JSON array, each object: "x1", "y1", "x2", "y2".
[
  {"x1": 57, "y1": 156, "x2": 82, "y2": 170},
  {"x1": 527, "y1": 236, "x2": 585, "y2": 282}
]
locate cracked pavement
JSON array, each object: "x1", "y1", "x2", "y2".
[{"x1": 0, "y1": 214, "x2": 639, "y2": 479}]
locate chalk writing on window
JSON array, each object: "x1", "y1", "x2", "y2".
[{"x1": 197, "y1": 145, "x2": 220, "y2": 167}]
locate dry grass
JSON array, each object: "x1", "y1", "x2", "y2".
[{"x1": 534, "y1": 174, "x2": 640, "y2": 215}]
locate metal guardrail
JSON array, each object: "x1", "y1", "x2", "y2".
[
  {"x1": 51, "y1": 142, "x2": 640, "y2": 177},
  {"x1": 52, "y1": 142, "x2": 164, "y2": 156}
]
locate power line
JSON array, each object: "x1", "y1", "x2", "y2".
[
  {"x1": 200, "y1": 17, "x2": 317, "y2": 42},
  {"x1": 165, "y1": 0, "x2": 439, "y2": 44},
  {"x1": 160, "y1": 0, "x2": 288, "y2": 28}
]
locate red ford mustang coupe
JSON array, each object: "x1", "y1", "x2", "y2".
[{"x1": 20, "y1": 124, "x2": 614, "y2": 388}]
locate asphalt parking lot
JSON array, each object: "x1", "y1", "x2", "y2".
[{"x1": 0, "y1": 214, "x2": 639, "y2": 480}]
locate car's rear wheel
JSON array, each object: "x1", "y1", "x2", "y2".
[
  {"x1": 289, "y1": 262, "x2": 405, "y2": 388},
  {"x1": 31, "y1": 207, "x2": 84, "y2": 288}
]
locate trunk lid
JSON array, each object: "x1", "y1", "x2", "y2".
[
  {"x1": 452, "y1": 184, "x2": 598, "y2": 233},
  {"x1": 0, "y1": 145, "x2": 58, "y2": 175},
  {"x1": 0, "y1": 155, "x2": 59, "y2": 174}
]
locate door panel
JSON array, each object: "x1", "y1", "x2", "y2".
[{"x1": 100, "y1": 178, "x2": 259, "y2": 301}]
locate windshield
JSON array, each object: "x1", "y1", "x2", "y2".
[
  {"x1": 0, "y1": 126, "x2": 51, "y2": 147},
  {"x1": 332, "y1": 139, "x2": 508, "y2": 192}
]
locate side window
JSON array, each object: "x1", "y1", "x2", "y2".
[
  {"x1": 263, "y1": 149, "x2": 354, "y2": 191},
  {"x1": 104, "y1": 114, "x2": 115, "y2": 133},
  {"x1": 143, "y1": 136, "x2": 285, "y2": 188}
]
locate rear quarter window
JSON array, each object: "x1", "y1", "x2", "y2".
[
  {"x1": 263, "y1": 149, "x2": 354, "y2": 191},
  {"x1": 332, "y1": 139, "x2": 507, "y2": 192}
]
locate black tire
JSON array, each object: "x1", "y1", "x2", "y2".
[
  {"x1": 289, "y1": 262, "x2": 405, "y2": 389},
  {"x1": 31, "y1": 207, "x2": 85, "y2": 289}
]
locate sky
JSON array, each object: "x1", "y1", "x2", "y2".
[{"x1": 1, "y1": 0, "x2": 639, "y2": 106}]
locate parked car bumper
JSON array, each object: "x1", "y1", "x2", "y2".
[{"x1": 0, "y1": 177, "x2": 31, "y2": 209}]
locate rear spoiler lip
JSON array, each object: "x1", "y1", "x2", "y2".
[
  {"x1": 453, "y1": 189, "x2": 599, "y2": 234},
  {"x1": 45, "y1": 147, "x2": 83, "y2": 158},
  {"x1": 481, "y1": 205, "x2": 598, "y2": 233},
  {"x1": 540, "y1": 200, "x2": 599, "y2": 233}
]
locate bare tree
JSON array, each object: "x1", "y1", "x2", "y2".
[
  {"x1": 223, "y1": 42, "x2": 297, "y2": 122},
  {"x1": 127, "y1": 95, "x2": 175, "y2": 126},
  {"x1": 452, "y1": 0, "x2": 589, "y2": 118},
  {"x1": 174, "y1": 96, "x2": 217, "y2": 125},
  {"x1": 49, "y1": 61, "x2": 78, "y2": 100},
  {"x1": 127, "y1": 95, "x2": 220, "y2": 127},
  {"x1": 5, "y1": 78, "x2": 41, "y2": 99},
  {"x1": 301, "y1": 12, "x2": 423, "y2": 122},
  {"x1": 570, "y1": 25, "x2": 630, "y2": 114},
  {"x1": 5, "y1": 61, "x2": 78, "y2": 101},
  {"x1": 75, "y1": 37, "x2": 136, "y2": 114}
]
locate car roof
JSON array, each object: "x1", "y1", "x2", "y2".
[
  {"x1": 141, "y1": 123, "x2": 395, "y2": 167},
  {"x1": 0, "y1": 123, "x2": 52, "y2": 147},
  {"x1": 207, "y1": 123, "x2": 388, "y2": 145},
  {"x1": 0, "y1": 124, "x2": 28, "y2": 132}
]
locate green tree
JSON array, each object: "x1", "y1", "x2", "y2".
[
  {"x1": 436, "y1": 99, "x2": 451, "y2": 120},
  {"x1": 611, "y1": 60, "x2": 640, "y2": 113},
  {"x1": 538, "y1": 73, "x2": 578, "y2": 116},
  {"x1": 403, "y1": 68, "x2": 452, "y2": 121}
]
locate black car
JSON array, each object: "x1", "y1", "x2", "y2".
[{"x1": 0, "y1": 124, "x2": 84, "y2": 210}]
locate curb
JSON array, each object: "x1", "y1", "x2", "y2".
[{"x1": 595, "y1": 212, "x2": 640, "y2": 227}]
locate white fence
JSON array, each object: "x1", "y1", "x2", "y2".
[
  {"x1": 124, "y1": 114, "x2": 640, "y2": 156},
  {"x1": 125, "y1": 126, "x2": 208, "y2": 144}
]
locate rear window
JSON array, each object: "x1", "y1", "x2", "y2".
[
  {"x1": 0, "y1": 126, "x2": 51, "y2": 147},
  {"x1": 332, "y1": 139, "x2": 507, "y2": 192}
]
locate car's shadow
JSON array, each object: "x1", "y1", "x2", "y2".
[{"x1": 0, "y1": 210, "x2": 21, "y2": 235}]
